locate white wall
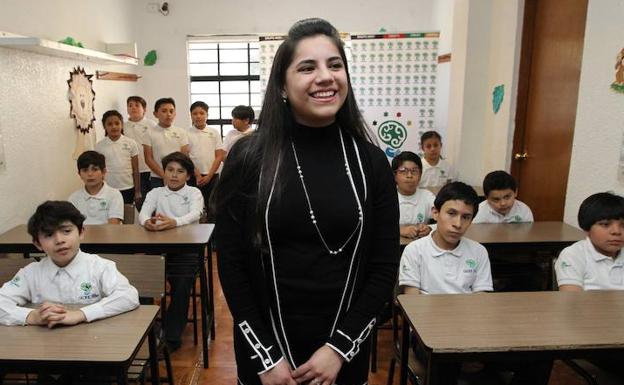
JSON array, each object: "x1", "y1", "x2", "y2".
[
  {"x1": 131, "y1": 0, "x2": 442, "y2": 128},
  {"x1": 0, "y1": 0, "x2": 137, "y2": 232},
  {"x1": 445, "y1": 0, "x2": 524, "y2": 185},
  {"x1": 564, "y1": 0, "x2": 624, "y2": 225}
]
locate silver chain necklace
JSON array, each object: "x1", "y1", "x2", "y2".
[{"x1": 290, "y1": 127, "x2": 363, "y2": 255}]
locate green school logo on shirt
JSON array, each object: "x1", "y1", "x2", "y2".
[
  {"x1": 80, "y1": 282, "x2": 92, "y2": 294},
  {"x1": 440, "y1": 170, "x2": 446, "y2": 176},
  {"x1": 466, "y1": 259, "x2": 477, "y2": 269},
  {"x1": 10, "y1": 276, "x2": 21, "y2": 287},
  {"x1": 100, "y1": 201, "x2": 107, "y2": 208},
  {"x1": 512, "y1": 215, "x2": 522, "y2": 222},
  {"x1": 561, "y1": 261, "x2": 572, "y2": 269},
  {"x1": 417, "y1": 213, "x2": 424, "y2": 223}
]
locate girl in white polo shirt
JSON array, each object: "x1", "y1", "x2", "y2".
[
  {"x1": 95, "y1": 110, "x2": 140, "y2": 205},
  {"x1": 419, "y1": 130, "x2": 457, "y2": 188}
]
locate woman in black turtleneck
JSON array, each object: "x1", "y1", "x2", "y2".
[{"x1": 214, "y1": 18, "x2": 399, "y2": 385}]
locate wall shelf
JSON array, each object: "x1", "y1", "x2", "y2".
[{"x1": 0, "y1": 31, "x2": 138, "y2": 66}]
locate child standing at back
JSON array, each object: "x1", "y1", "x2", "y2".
[
  {"x1": 473, "y1": 170, "x2": 533, "y2": 223},
  {"x1": 419, "y1": 131, "x2": 457, "y2": 188},
  {"x1": 188, "y1": 101, "x2": 225, "y2": 219},
  {"x1": 143, "y1": 98, "x2": 189, "y2": 189},
  {"x1": 125, "y1": 96, "x2": 155, "y2": 209},
  {"x1": 139, "y1": 151, "x2": 203, "y2": 351},
  {"x1": 68, "y1": 151, "x2": 124, "y2": 224},
  {"x1": 220, "y1": 105, "x2": 255, "y2": 156},
  {"x1": 392, "y1": 151, "x2": 435, "y2": 239},
  {"x1": 95, "y1": 110, "x2": 141, "y2": 205}
]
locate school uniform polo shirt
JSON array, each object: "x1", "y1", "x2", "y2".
[
  {"x1": 220, "y1": 128, "x2": 254, "y2": 153},
  {"x1": 419, "y1": 157, "x2": 457, "y2": 188},
  {"x1": 95, "y1": 135, "x2": 139, "y2": 190},
  {"x1": 555, "y1": 238, "x2": 624, "y2": 290},
  {"x1": 125, "y1": 118, "x2": 155, "y2": 173},
  {"x1": 398, "y1": 189, "x2": 435, "y2": 225},
  {"x1": 399, "y1": 233, "x2": 493, "y2": 294},
  {"x1": 188, "y1": 125, "x2": 223, "y2": 174},
  {"x1": 138, "y1": 184, "x2": 204, "y2": 227},
  {"x1": 143, "y1": 124, "x2": 189, "y2": 177},
  {"x1": 68, "y1": 182, "x2": 124, "y2": 225},
  {"x1": 472, "y1": 199, "x2": 534, "y2": 224},
  {"x1": 0, "y1": 250, "x2": 139, "y2": 326}
]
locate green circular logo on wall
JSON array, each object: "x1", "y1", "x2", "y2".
[{"x1": 378, "y1": 120, "x2": 407, "y2": 149}]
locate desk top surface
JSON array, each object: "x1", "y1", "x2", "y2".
[
  {"x1": 398, "y1": 291, "x2": 624, "y2": 354},
  {"x1": 400, "y1": 221, "x2": 585, "y2": 246},
  {"x1": 0, "y1": 305, "x2": 159, "y2": 363},
  {"x1": 0, "y1": 223, "x2": 214, "y2": 247}
]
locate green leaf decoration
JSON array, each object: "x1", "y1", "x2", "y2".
[
  {"x1": 144, "y1": 50, "x2": 158, "y2": 66},
  {"x1": 611, "y1": 82, "x2": 624, "y2": 94},
  {"x1": 58, "y1": 37, "x2": 85, "y2": 48}
]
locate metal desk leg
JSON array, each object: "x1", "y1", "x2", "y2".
[
  {"x1": 148, "y1": 325, "x2": 161, "y2": 385},
  {"x1": 208, "y1": 240, "x2": 215, "y2": 340},
  {"x1": 198, "y1": 245, "x2": 210, "y2": 368},
  {"x1": 400, "y1": 313, "x2": 409, "y2": 385}
]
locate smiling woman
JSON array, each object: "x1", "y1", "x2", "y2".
[{"x1": 213, "y1": 18, "x2": 400, "y2": 385}]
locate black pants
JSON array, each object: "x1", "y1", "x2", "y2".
[
  {"x1": 136, "y1": 172, "x2": 152, "y2": 211},
  {"x1": 150, "y1": 176, "x2": 164, "y2": 189},
  {"x1": 197, "y1": 173, "x2": 219, "y2": 222},
  {"x1": 120, "y1": 188, "x2": 135, "y2": 204},
  {"x1": 164, "y1": 254, "x2": 198, "y2": 346}
]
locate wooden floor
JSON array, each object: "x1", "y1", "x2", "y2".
[{"x1": 163, "y1": 253, "x2": 622, "y2": 385}]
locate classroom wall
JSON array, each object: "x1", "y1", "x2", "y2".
[
  {"x1": 445, "y1": 0, "x2": 524, "y2": 185},
  {"x1": 131, "y1": 0, "x2": 446, "y2": 128},
  {"x1": 0, "y1": 0, "x2": 138, "y2": 233},
  {"x1": 563, "y1": 0, "x2": 624, "y2": 225}
]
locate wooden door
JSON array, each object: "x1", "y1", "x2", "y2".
[{"x1": 511, "y1": 0, "x2": 588, "y2": 220}]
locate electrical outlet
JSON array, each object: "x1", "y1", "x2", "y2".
[{"x1": 146, "y1": 2, "x2": 160, "y2": 13}]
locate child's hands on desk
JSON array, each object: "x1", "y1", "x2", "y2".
[
  {"x1": 400, "y1": 224, "x2": 431, "y2": 239},
  {"x1": 144, "y1": 213, "x2": 177, "y2": 231},
  {"x1": 26, "y1": 302, "x2": 86, "y2": 328}
]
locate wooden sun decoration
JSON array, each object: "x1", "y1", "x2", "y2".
[{"x1": 67, "y1": 67, "x2": 96, "y2": 134}]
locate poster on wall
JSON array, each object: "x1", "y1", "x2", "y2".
[
  {"x1": 259, "y1": 35, "x2": 286, "y2": 99},
  {"x1": 350, "y1": 32, "x2": 440, "y2": 160}
]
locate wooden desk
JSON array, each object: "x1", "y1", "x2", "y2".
[
  {"x1": 398, "y1": 291, "x2": 624, "y2": 385},
  {"x1": 0, "y1": 224, "x2": 215, "y2": 368},
  {"x1": 0, "y1": 305, "x2": 160, "y2": 385}
]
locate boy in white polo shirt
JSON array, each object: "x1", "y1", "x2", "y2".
[
  {"x1": 399, "y1": 181, "x2": 492, "y2": 295},
  {"x1": 392, "y1": 151, "x2": 435, "y2": 240},
  {"x1": 188, "y1": 101, "x2": 225, "y2": 220},
  {"x1": 473, "y1": 170, "x2": 533, "y2": 223},
  {"x1": 0, "y1": 200, "x2": 139, "y2": 327},
  {"x1": 143, "y1": 97, "x2": 189, "y2": 189},
  {"x1": 556, "y1": 192, "x2": 624, "y2": 291},
  {"x1": 68, "y1": 151, "x2": 124, "y2": 225},
  {"x1": 555, "y1": 192, "x2": 624, "y2": 379},
  {"x1": 125, "y1": 96, "x2": 155, "y2": 210},
  {"x1": 139, "y1": 151, "x2": 203, "y2": 351},
  {"x1": 221, "y1": 105, "x2": 255, "y2": 155}
]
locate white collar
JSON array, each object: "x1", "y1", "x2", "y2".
[
  {"x1": 163, "y1": 184, "x2": 189, "y2": 197},
  {"x1": 81, "y1": 182, "x2": 109, "y2": 200},
  {"x1": 427, "y1": 232, "x2": 464, "y2": 258},
  {"x1": 43, "y1": 249, "x2": 86, "y2": 280},
  {"x1": 586, "y1": 237, "x2": 624, "y2": 263}
]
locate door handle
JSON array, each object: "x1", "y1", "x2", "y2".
[{"x1": 514, "y1": 152, "x2": 528, "y2": 160}]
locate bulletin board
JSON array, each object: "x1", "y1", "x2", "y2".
[{"x1": 258, "y1": 32, "x2": 440, "y2": 161}]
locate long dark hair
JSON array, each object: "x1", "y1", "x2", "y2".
[{"x1": 214, "y1": 18, "x2": 372, "y2": 248}]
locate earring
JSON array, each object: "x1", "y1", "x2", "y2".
[{"x1": 281, "y1": 92, "x2": 287, "y2": 103}]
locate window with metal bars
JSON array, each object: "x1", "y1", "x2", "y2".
[{"x1": 188, "y1": 41, "x2": 261, "y2": 138}]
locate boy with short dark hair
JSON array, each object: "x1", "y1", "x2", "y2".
[
  {"x1": 188, "y1": 101, "x2": 226, "y2": 219},
  {"x1": 125, "y1": 95, "x2": 155, "y2": 209},
  {"x1": 143, "y1": 98, "x2": 189, "y2": 188},
  {"x1": 68, "y1": 151, "x2": 124, "y2": 224},
  {"x1": 221, "y1": 105, "x2": 255, "y2": 154},
  {"x1": 473, "y1": 170, "x2": 533, "y2": 223},
  {"x1": 138, "y1": 151, "x2": 203, "y2": 351},
  {"x1": 556, "y1": 192, "x2": 624, "y2": 291},
  {"x1": 0, "y1": 201, "x2": 139, "y2": 326},
  {"x1": 399, "y1": 181, "x2": 492, "y2": 294},
  {"x1": 392, "y1": 151, "x2": 435, "y2": 239}
]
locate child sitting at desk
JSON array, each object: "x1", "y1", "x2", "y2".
[
  {"x1": 473, "y1": 170, "x2": 533, "y2": 223},
  {"x1": 555, "y1": 191, "x2": 624, "y2": 378},
  {"x1": 138, "y1": 151, "x2": 203, "y2": 351},
  {"x1": 68, "y1": 151, "x2": 124, "y2": 224},
  {"x1": 419, "y1": 130, "x2": 457, "y2": 188},
  {"x1": 392, "y1": 151, "x2": 435, "y2": 239},
  {"x1": 0, "y1": 201, "x2": 139, "y2": 327}
]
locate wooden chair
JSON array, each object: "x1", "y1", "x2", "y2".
[{"x1": 102, "y1": 254, "x2": 174, "y2": 385}]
